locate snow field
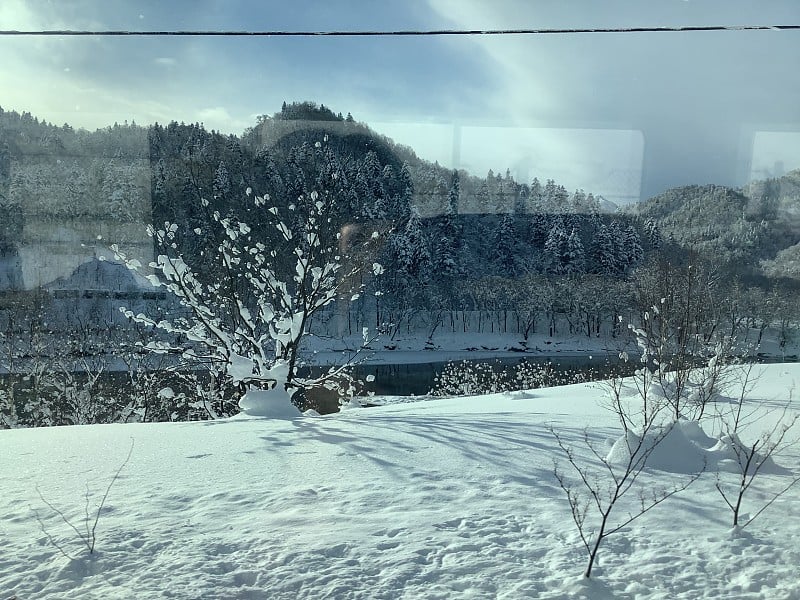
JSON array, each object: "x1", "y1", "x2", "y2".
[{"x1": 0, "y1": 365, "x2": 798, "y2": 599}]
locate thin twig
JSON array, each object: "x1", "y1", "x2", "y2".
[
  {"x1": 34, "y1": 438, "x2": 134, "y2": 556},
  {"x1": 89, "y1": 438, "x2": 135, "y2": 553}
]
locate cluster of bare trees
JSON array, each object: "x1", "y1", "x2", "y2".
[
  {"x1": 550, "y1": 309, "x2": 800, "y2": 579},
  {"x1": 0, "y1": 292, "x2": 196, "y2": 427}
]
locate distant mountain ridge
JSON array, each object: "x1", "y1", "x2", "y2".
[{"x1": 628, "y1": 169, "x2": 800, "y2": 280}]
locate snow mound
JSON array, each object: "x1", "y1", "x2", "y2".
[
  {"x1": 606, "y1": 420, "x2": 707, "y2": 474},
  {"x1": 558, "y1": 575, "x2": 616, "y2": 599},
  {"x1": 238, "y1": 387, "x2": 301, "y2": 419},
  {"x1": 678, "y1": 419, "x2": 717, "y2": 447},
  {"x1": 227, "y1": 353, "x2": 256, "y2": 384},
  {"x1": 606, "y1": 419, "x2": 793, "y2": 476},
  {"x1": 708, "y1": 433, "x2": 789, "y2": 475},
  {"x1": 234, "y1": 359, "x2": 301, "y2": 419}
]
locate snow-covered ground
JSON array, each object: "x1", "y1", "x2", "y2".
[{"x1": 1, "y1": 365, "x2": 799, "y2": 599}]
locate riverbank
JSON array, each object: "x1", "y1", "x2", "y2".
[
  {"x1": 305, "y1": 328, "x2": 800, "y2": 366},
  {"x1": 306, "y1": 331, "x2": 630, "y2": 367}
]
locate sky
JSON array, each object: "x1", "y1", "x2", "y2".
[{"x1": 1, "y1": 0, "x2": 798, "y2": 202}]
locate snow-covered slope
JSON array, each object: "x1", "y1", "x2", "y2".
[{"x1": 1, "y1": 365, "x2": 799, "y2": 599}]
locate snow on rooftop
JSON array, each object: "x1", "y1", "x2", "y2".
[{"x1": 44, "y1": 257, "x2": 154, "y2": 292}]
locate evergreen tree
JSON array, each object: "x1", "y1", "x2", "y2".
[
  {"x1": 529, "y1": 213, "x2": 550, "y2": 248},
  {"x1": 543, "y1": 179, "x2": 568, "y2": 213},
  {"x1": 591, "y1": 223, "x2": 619, "y2": 275},
  {"x1": 609, "y1": 220, "x2": 626, "y2": 271},
  {"x1": 397, "y1": 162, "x2": 414, "y2": 220},
  {"x1": 645, "y1": 218, "x2": 662, "y2": 250},
  {"x1": 476, "y1": 180, "x2": 492, "y2": 213},
  {"x1": 381, "y1": 164, "x2": 396, "y2": 195},
  {"x1": 623, "y1": 224, "x2": 644, "y2": 268},
  {"x1": 553, "y1": 184, "x2": 570, "y2": 213},
  {"x1": 433, "y1": 170, "x2": 463, "y2": 277},
  {"x1": 585, "y1": 192, "x2": 600, "y2": 214},
  {"x1": 513, "y1": 182, "x2": 528, "y2": 215},
  {"x1": 213, "y1": 160, "x2": 230, "y2": 199},
  {"x1": 354, "y1": 162, "x2": 377, "y2": 219},
  {"x1": 571, "y1": 189, "x2": 586, "y2": 212},
  {"x1": 530, "y1": 177, "x2": 543, "y2": 209},
  {"x1": 545, "y1": 221, "x2": 587, "y2": 274},
  {"x1": 565, "y1": 228, "x2": 586, "y2": 274},
  {"x1": 447, "y1": 169, "x2": 460, "y2": 214},
  {"x1": 544, "y1": 219, "x2": 568, "y2": 274},
  {"x1": 394, "y1": 207, "x2": 431, "y2": 278},
  {"x1": 493, "y1": 214, "x2": 518, "y2": 275}
]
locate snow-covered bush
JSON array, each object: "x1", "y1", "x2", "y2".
[
  {"x1": 0, "y1": 386, "x2": 17, "y2": 429},
  {"x1": 429, "y1": 359, "x2": 597, "y2": 397},
  {"x1": 0, "y1": 317, "x2": 129, "y2": 428},
  {"x1": 551, "y1": 359, "x2": 701, "y2": 579},
  {"x1": 430, "y1": 360, "x2": 507, "y2": 397},
  {"x1": 625, "y1": 306, "x2": 742, "y2": 421},
  {"x1": 550, "y1": 318, "x2": 786, "y2": 579}
]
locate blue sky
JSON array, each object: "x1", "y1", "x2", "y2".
[{"x1": 1, "y1": 0, "x2": 799, "y2": 201}]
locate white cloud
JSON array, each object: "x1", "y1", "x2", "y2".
[
  {"x1": 459, "y1": 126, "x2": 643, "y2": 204},
  {"x1": 0, "y1": 0, "x2": 41, "y2": 29},
  {"x1": 0, "y1": 0, "x2": 107, "y2": 30},
  {"x1": 194, "y1": 107, "x2": 250, "y2": 133},
  {"x1": 424, "y1": 0, "x2": 800, "y2": 197}
]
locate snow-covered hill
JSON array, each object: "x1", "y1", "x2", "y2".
[{"x1": 1, "y1": 365, "x2": 799, "y2": 599}]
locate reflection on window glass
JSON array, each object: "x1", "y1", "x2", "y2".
[
  {"x1": 750, "y1": 131, "x2": 800, "y2": 181},
  {"x1": 1, "y1": 4, "x2": 800, "y2": 596}
]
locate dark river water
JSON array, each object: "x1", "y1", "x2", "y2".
[
  {"x1": 6, "y1": 352, "x2": 788, "y2": 416},
  {"x1": 302, "y1": 353, "x2": 636, "y2": 412}
]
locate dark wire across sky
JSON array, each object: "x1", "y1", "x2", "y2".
[{"x1": 1, "y1": 24, "x2": 799, "y2": 36}]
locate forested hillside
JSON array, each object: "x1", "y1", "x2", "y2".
[
  {"x1": 628, "y1": 172, "x2": 800, "y2": 281},
  {"x1": 1, "y1": 101, "x2": 649, "y2": 301},
  {"x1": 3, "y1": 102, "x2": 798, "y2": 324},
  {"x1": 2, "y1": 101, "x2": 799, "y2": 424}
]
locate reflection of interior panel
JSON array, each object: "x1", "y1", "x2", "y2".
[
  {"x1": 5, "y1": 148, "x2": 153, "y2": 290},
  {"x1": 375, "y1": 122, "x2": 644, "y2": 208},
  {"x1": 750, "y1": 131, "x2": 800, "y2": 182}
]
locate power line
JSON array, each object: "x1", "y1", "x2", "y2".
[{"x1": 0, "y1": 25, "x2": 798, "y2": 37}]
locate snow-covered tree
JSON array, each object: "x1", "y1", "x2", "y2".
[
  {"x1": 493, "y1": 214, "x2": 518, "y2": 275},
  {"x1": 529, "y1": 177, "x2": 543, "y2": 208},
  {"x1": 591, "y1": 222, "x2": 620, "y2": 275},
  {"x1": 394, "y1": 206, "x2": 431, "y2": 279},
  {"x1": 623, "y1": 224, "x2": 644, "y2": 269},
  {"x1": 544, "y1": 220, "x2": 568, "y2": 274},
  {"x1": 116, "y1": 183, "x2": 381, "y2": 417},
  {"x1": 564, "y1": 228, "x2": 586, "y2": 274},
  {"x1": 571, "y1": 189, "x2": 586, "y2": 212},
  {"x1": 645, "y1": 218, "x2": 662, "y2": 250},
  {"x1": 212, "y1": 160, "x2": 231, "y2": 199},
  {"x1": 434, "y1": 170, "x2": 463, "y2": 277}
]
